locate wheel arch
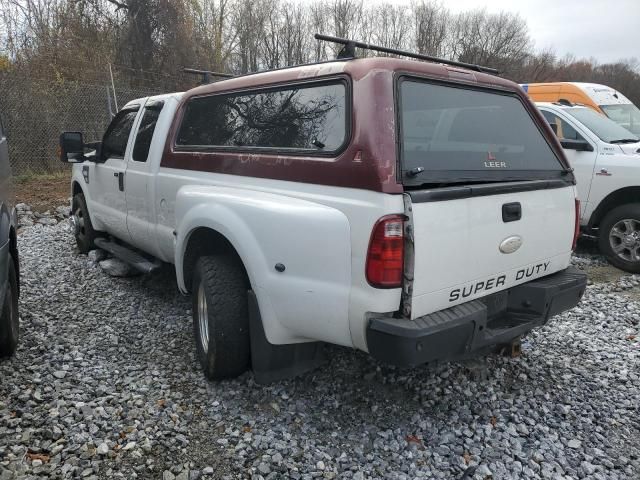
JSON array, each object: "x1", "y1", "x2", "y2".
[
  {"x1": 71, "y1": 179, "x2": 103, "y2": 235},
  {"x1": 72, "y1": 180, "x2": 84, "y2": 198},
  {"x1": 588, "y1": 186, "x2": 640, "y2": 231},
  {"x1": 181, "y1": 226, "x2": 250, "y2": 294}
]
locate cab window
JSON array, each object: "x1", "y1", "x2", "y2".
[
  {"x1": 133, "y1": 102, "x2": 164, "y2": 162},
  {"x1": 176, "y1": 81, "x2": 347, "y2": 153},
  {"x1": 101, "y1": 108, "x2": 139, "y2": 160},
  {"x1": 541, "y1": 110, "x2": 585, "y2": 142}
]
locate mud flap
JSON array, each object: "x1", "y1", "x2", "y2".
[{"x1": 248, "y1": 290, "x2": 325, "y2": 384}]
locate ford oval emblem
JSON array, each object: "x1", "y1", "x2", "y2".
[{"x1": 499, "y1": 235, "x2": 523, "y2": 254}]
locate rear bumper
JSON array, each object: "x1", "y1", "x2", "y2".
[{"x1": 366, "y1": 267, "x2": 587, "y2": 367}]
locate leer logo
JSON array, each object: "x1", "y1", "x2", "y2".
[{"x1": 484, "y1": 151, "x2": 507, "y2": 168}]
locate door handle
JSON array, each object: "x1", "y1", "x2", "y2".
[
  {"x1": 502, "y1": 202, "x2": 521, "y2": 222},
  {"x1": 114, "y1": 171, "x2": 124, "y2": 191}
]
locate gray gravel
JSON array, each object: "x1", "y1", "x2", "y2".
[
  {"x1": 15, "y1": 203, "x2": 70, "y2": 228},
  {"x1": 0, "y1": 219, "x2": 638, "y2": 479}
]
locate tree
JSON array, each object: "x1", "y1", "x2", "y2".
[
  {"x1": 451, "y1": 9, "x2": 531, "y2": 75},
  {"x1": 370, "y1": 4, "x2": 410, "y2": 51},
  {"x1": 1, "y1": 0, "x2": 639, "y2": 104},
  {"x1": 411, "y1": 0, "x2": 448, "y2": 57}
]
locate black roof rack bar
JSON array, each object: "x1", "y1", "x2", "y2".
[
  {"x1": 183, "y1": 68, "x2": 234, "y2": 84},
  {"x1": 314, "y1": 34, "x2": 499, "y2": 75}
]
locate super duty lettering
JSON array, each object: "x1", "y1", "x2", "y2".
[
  {"x1": 516, "y1": 261, "x2": 551, "y2": 280},
  {"x1": 449, "y1": 261, "x2": 552, "y2": 302},
  {"x1": 449, "y1": 275, "x2": 507, "y2": 302}
]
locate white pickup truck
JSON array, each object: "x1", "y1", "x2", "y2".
[
  {"x1": 59, "y1": 52, "x2": 587, "y2": 382},
  {"x1": 537, "y1": 102, "x2": 640, "y2": 272}
]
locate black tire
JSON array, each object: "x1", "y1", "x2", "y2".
[
  {"x1": 598, "y1": 203, "x2": 640, "y2": 273},
  {"x1": 72, "y1": 193, "x2": 98, "y2": 254},
  {"x1": 0, "y1": 254, "x2": 19, "y2": 357},
  {"x1": 192, "y1": 255, "x2": 251, "y2": 379}
]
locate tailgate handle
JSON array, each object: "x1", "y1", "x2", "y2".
[{"x1": 502, "y1": 202, "x2": 521, "y2": 222}]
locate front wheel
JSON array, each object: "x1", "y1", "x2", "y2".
[
  {"x1": 72, "y1": 193, "x2": 98, "y2": 254},
  {"x1": 192, "y1": 255, "x2": 251, "y2": 380},
  {"x1": 599, "y1": 203, "x2": 640, "y2": 273},
  {"x1": 0, "y1": 254, "x2": 19, "y2": 357}
]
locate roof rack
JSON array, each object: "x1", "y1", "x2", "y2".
[
  {"x1": 183, "y1": 68, "x2": 234, "y2": 85},
  {"x1": 314, "y1": 33, "x2": 499, "y2": 75}
]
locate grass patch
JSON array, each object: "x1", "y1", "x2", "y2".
[{"x1": 14, "y1": 170, "x2": 71, "y2": 184}]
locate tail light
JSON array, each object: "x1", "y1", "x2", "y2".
[
  {"x1": 366, "y1": 215, "x2": 405, "y2": 288},
  {"x1": 572, "y1": 199, "x2": 581, "y2": 250}
]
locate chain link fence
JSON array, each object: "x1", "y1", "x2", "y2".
[{"x1": 0, "y1": 68, "x2": 189, "y2": 176}]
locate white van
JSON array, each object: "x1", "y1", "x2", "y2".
[{"x1": 524, "y1": 82, "x2": 640, "y2": 135}]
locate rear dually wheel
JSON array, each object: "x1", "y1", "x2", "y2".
[{"x1": 191, "y1": 255, "x2": 251, "y2": 380}]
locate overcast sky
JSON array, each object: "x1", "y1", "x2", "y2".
[
  {"x1": 299, "y1": 0, "x2": 640, "y2": 64},
  {"x1": 443, "y1": 0, "x2": 640, "y2": 63}
]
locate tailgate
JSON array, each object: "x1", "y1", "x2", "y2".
[
  {"x1": 396, "y1": 77, "x2": 576, "y2": 319},
  {"x1": 407, "y1": 183, "x2": 576, "y2": 319}
]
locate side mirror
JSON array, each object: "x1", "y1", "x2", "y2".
[
  {"x1": 560, "y1": 138, "x2": 594, "y2": 152},
  {"x1": 59, "y1": 132, "x2": 85, "y2": 163}
]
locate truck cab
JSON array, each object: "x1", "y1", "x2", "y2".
[
  {"x1": 537, "y1": 101, "x2": 640, "y2": 272},
  {"x1": 68, "y1": 93, "x2": 183, "y2": 257}
]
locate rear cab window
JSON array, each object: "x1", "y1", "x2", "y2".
[
  {"x1": 397, "y1": 77, "x2": 567, "y2": 186},
  {"x1": 176, "y1": 80, "x2": 348, "y2": 154}
]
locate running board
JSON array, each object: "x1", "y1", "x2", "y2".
[{"x1": 94, "y1": 238, "x2": 161, "y2": 274}]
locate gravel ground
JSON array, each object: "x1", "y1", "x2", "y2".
[{"x1": 1, "y1": 220, "x2": 639, "y2": 480}]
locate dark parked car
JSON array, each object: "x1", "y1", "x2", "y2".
[{"x1": 0, "y1": 114, "x2": 20, "y2": 357}]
